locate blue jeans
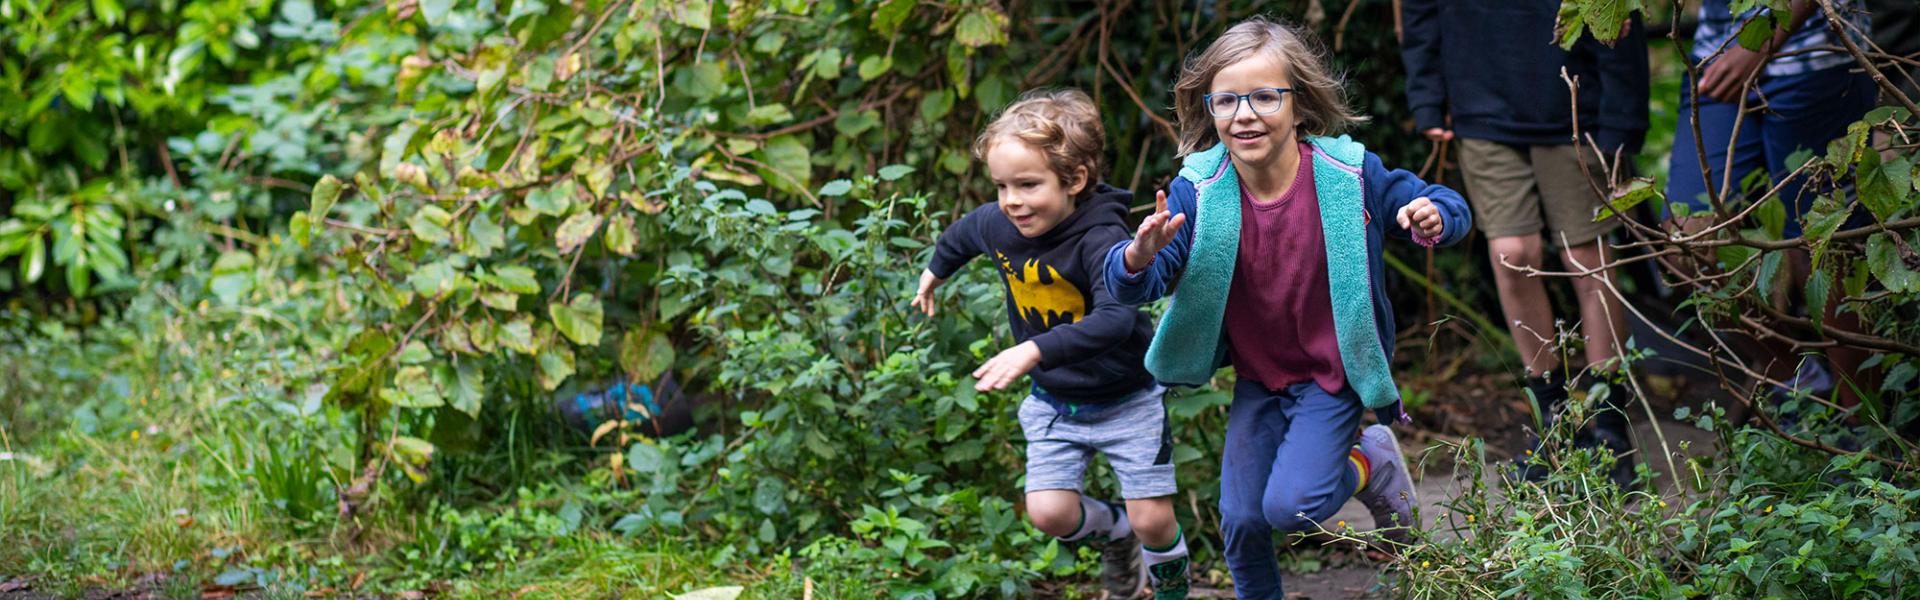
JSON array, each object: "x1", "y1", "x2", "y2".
[
  {"x1": 1219, "y1": 379, "x2": 1363, "y2": 599},
  {"x1": 1666, "y1": 65, "x2": 1877, "y2": 238}
]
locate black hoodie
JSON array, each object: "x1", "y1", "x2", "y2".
[{"x1": 928, "y1": 183, "x2": 1155, "y2": 403}]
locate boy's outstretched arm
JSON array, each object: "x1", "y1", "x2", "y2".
[
  {"x1": 1103, "y1": 181, "x2": 1198, "y2": 305},
  {"x1": 916, "y1": 206, "x2": 991, "y2": 315},
  {"x1": 1368, "y1": 152, "x2": 1471, "y2": 247}
]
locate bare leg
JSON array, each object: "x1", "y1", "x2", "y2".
[
  {"x1": 1124, "y1": 497, "x2": 1178, "y2": 548},
  {"x1": 1563, "y1": 241, "x2": 1627, "y2": 371},
  {"x1": 1489, "y1": 234, "x2": 1562, "y2": 376},
  {"x1": 1025, "y1": 490, "x2": 1084, "y2": 538}
]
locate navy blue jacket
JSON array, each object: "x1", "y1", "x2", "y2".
[{"x1": 1399, "y1": 0, "x2": 1650, "y2": 153}]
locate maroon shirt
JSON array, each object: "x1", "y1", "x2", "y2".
[{"x1": 1223, "y1": 143, "x2": 1348, "y2": 394}]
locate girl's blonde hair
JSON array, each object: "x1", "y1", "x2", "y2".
[
  {"x1": 1172, "y1": 16, "x2": 1366, "y2": 156},
  {"x1": 973, "y1": 89, "x2": 1105, "y2": 199}
]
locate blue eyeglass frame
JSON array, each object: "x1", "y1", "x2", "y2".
[{"x1": 1203, "y1": 87, "x2": 1294, "y2": 118}]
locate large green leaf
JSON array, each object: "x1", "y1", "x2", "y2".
[
  {"x1": 550, "y1": 293, "x2": 605, "y2": 346},
  {"x1": 759, "y1": 135, "x2": 812, "y2": 194},
  {"x1": 619, "y1": 330, "x2": 675, "y2": 383}
]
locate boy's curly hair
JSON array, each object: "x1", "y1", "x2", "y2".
[
  {"x1": 973, "y1": 89, "x2": 1105, "y2": 199},
  {"x1": 1172, "y1": 16, "x2": 1366, "y2": 156}
]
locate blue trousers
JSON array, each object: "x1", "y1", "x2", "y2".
[
  {"x1": 1666, "y1": 65, "x2": 1877, "y2": 238},
  {"x1": 1219, "y1": 379, "x2": 1363, "y2": 599}
]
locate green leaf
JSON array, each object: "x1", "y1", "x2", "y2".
[
  {"x1": 673, "y1": 62, "x2": 726, "y2": 102},
  {"x1": 409, "y1": 205, "x2": 454, "y2": 244},
  {"x1": 628, "y1": 442, "x2": 665, "y2": 474},
  {"x1": 818, "y1": 179, "x2": 853, "y2": 197},
  {"x1": 813, "y1": 48, "x2": 842, "y2": 80},
  {"x1": 872, "y1": 0, "x2": 914, "y2": 32},
  {"x1": 1756, "y1": 250, "x2": 1785, "y2": 304},
  {"x1": 746, "y1": 104, "x2": 794, "y2": 126},
  {"x1": 1754, "y1": 196, "x2": 1786, "y2": 241},
  {"x1": 1736, "y1": 13, "x2": 1776, "y2": 51},
  {"x1": 527, "y1": 182, "x2": 575, "y2": 217},
  {"x1": 91, "y1": 0, "x2": 122, "y2": 25},
  {"x1": 878, "y1": 164, "x2": 916, "y2": 181},
  {"x1": 388, "y1": 366, "x2": 445, "y2": 408},
  {"x1": 550, "y1": 293, "x2": 605, "y2": 346},
  {"x1": 420, "y1": 0, "x2": 453, "y2": 26},
  {"x1": 674, "y1": 0, "x2": 711, "y2": 30},
  {"x1": 1865, "y1": 233, "x2": 1920, "y2": 293},
  {"x1": 462, "y1": 214, "x2": 505, "y2": 258},
  {"x1": 500, "y1": 315, "x2": 537, "y2": 354},
  {"x1": 833, "y1": 109, "x2": 880, "y2": 136},
  {"x1": 448, "y1": 360, "x2": 485, "y2": 418},
  {"x1": 605, "y1": 213, "x2": 638, "y2": 256},
  {"x1": 954, "y1": 9, "x2": 1008, "y2": 48},
  {"x1": 484, "y1": 265, "x2": 541, "y2": 294},
  {"x1": 290, "y1": 211, "x2": 312, "y2": 247},
  {"x1": 309, "y1": 174, "x2": 343, "y2": 220},
  {"x1": 388, "y1": 436, "x2": 435, "y2": 483},
  {"x1": 209, "y1": 251, "x2": 255, "y2": 305},
  {"x1": 1858, "y1": 152, "x2": 1913, "y2": 221},
  {"x1": 857, "y1": 55, "x2": 892, "y2": 81},
  {"x1": 1595, "y1": 177, "x2": 1657, "y2": 222},
  {"x1": 555, "y1": 212, "x2": 603, "y2": 253},
  {"x1": 919, "y1": 90, "x2": 953, "y2": 123},
  {"x1": 759, "y1": 135, "x2": 812, "y2": 193},
  {"x1": 1806, "y1": 268, "x2": 1830, "y2": 333},
  {"x1": 619, "y1": 330, "x2": 676, "y2": 382},
  {"x1": 538, "y1": 345, "x2": 576, "y2": 390},
  {"x1": 407, "y1": 260, "x2": 458, "y2": 297}
]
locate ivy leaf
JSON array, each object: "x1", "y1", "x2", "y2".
[
  {"x1": 673, "y1": 62, "x2": 726, "y2": 102},
  {"x1": 555, "y1": 212, "x2": 603, "y2": 253},
  {"x1": 407, "y1": 260, "x2": 458, "y2": 297},
  {"x1": 620, "y1": 330, "x2": 676, "y2": 383},
  {"x1": 527, "y1": 181, "x2": 574, "y2": 217},
  {"x1": 551, "y1": 293, "x2": 605, "y2": 346}
]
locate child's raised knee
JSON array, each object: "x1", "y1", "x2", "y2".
[
  {"x1": 1262, "y1": 489, "x2": 1336, "y2": 532},
  {"x1": 1024, "y1": 493, "x2": 1083, "y2": 538}
]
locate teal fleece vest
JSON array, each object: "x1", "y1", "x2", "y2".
[{"x1": 1142, "y1": 135, "x2": 1400, "y2": 410}]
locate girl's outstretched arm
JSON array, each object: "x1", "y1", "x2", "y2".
[
  {"x1": 1103, "y1": 178, "x2": 1199, "y2": 305},
  {"x1": 1366, "y1": 152, "x2": 1471, "y2": 247}
]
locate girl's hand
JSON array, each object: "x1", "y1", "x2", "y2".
[
  {"x1": 1124, "y1": 190, "x2": 1187, "y2": 272},
  {"x1": 910, "y1": 270, "x2": 945, "y2": 317},
  {"x1": 1396, "y1": 197, "x2": 1444, "y2": 239},
  {"x1": 973, "y1": 341, "x2": 1043, "y2": 392}
]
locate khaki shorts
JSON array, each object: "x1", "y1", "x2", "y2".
[{"x1": 1456, "y1": 138, "x2": 1619, "y2": 247}]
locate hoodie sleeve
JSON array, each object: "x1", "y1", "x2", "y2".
[
  {"x1": 1029, "y1": 230, "x2": 1147, "y2": 369},
  {"x1": 1589, "y1": 13, "x2": 1650, "y2": 156},
  {"x1": 927, "y1": 205, "x2": 991, "y2": 279},
  {"x1": 1103, "y1": 177, "x2": 1199, "y2": 305},
  {"x1": 1398, "y1": 0, "x2": 1448, "y2": 134},
  {"x1": 1366, "y1": 152, "x2": 1471, "y2": 247}
]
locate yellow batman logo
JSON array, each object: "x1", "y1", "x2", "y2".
[{"x1": 997, "y1": 252, "x2": 1087, "y2": 330}]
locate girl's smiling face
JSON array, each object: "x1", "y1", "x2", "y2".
[
  {"x1": 1209, "y1": 52, "x2": 1301, "y2": 171},
  {"x1": 986, "y1": 138, "x2": 1085, "y2": 238}
]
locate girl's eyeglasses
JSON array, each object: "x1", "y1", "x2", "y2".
[{"x1": 1203, "y1": 87, "x2": 1292, "y2": 119}]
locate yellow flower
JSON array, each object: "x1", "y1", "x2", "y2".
[
  {"x1": 1422, "y1": 561, "x2": 1431, "y2": 568},
  {"x1": 1765, "y1": 505, "x2": 1773, "y2": 513},
  {"x1": 130, "y1": 430, "x2": 140, "y2": 440},
  {"x1": 1336, "y1": 520, "x2": 1347, "y2": 530},
  {"x1": 1466, "y1": 514, "x2": 1476, "y2": 523}
]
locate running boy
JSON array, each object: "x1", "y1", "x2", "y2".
[
  {"x1": 911, "y1": 89, "x2": 1189, "y2": 599},
  {"x1": 1105, "y1": 17, "x2": 1471, "y2": 599}
]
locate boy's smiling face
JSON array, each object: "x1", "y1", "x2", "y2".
[
  {"x1": 1210, "y1": 52, "x2": 1302, "y2": 173},
  {"x1": 987, "y1": 139, "x2": 1085, "y2": 238}
]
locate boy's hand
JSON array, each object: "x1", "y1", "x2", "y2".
[
  {"x1": 973, "y1": 341, "x2": 1043, "y2": 392},
  {"x1": 1124, "y1": 190, "x2": 1186, "y2": 273},
  {"x1": 910, "y1": 270, "x2": 945, "y2": 316},
  {"x1": 1396, "y1": 197, "x2": 1444, "y2": 239}
]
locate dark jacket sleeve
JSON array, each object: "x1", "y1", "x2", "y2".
[
  {"x1": 1104, "y1": 177, "x2": 1199, "y2": 305},
  {"x1": 1030, "y1": 230, "x2": 1146, "y2": 369},
  {"x1": 1590, "y1": 13, "x2": 1650, "y2": 155},
  {"x1": 927, "y1": 205, "x2": 991, "y2": 279},
  {"x1": 1366, "y1": 152, "x2": 1471, "y2": 247},
  {"x1": 1398, "y1": 0, "x2": 1448, "y2": 133}
]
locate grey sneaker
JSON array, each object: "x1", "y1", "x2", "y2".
[
  {"x1": 1098, "y1": 530, "x2": 1147, "y2": 600},
  {"x1": 1148, "y1": 556, "x2": 1189, "y2": 599},
  {"x1": 1356, "y1": 425, "x2": 1418, "y2": 544}
]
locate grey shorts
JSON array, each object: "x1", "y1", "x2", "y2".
[{"x1": 1018, "y1": 384, "x2": 1177, "y2": 499}]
